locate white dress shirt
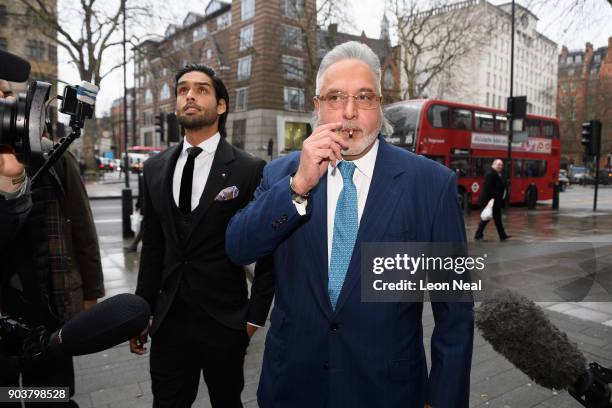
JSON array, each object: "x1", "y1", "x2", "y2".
[
  {"x1": 172, "y1": 133, "x2": 220, "y2": 212},
  {"x1": 292, "y1": 139, "x2": 379, "y2": 266}
]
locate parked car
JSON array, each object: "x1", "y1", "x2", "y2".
[
  {"x1": 569, "y1": 166, "x2": 587, "y2": 184},
  {"x1": 558, "y1": 170, "x2": 569, "y2": 191}
]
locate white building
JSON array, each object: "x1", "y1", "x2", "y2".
[{"x1": 406, "y1": 0, "x2": 558, "y2": 117}]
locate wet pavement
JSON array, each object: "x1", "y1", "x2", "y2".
[{"x1": 70, "y1": 182, "x2": 612, "y2": 407}]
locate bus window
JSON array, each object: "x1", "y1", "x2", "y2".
[
  {"x1": 450, "y1": 156, "x2": 470, "y2": 177},
  {"x1": 451, "y1": 109, "x2": 472, "y2": 130},
  {"x1": 475, "y1": 111, "x2": 494, "y2": 132},
  {"x1": 495, "y1": 114, "x2": 508, "y2": 134},
  {"x1": 424, "y1": 155, "x2": 446, "y2": 166},
  {"x1": 427, "y1": 104, "x2": 449, "y2": 128},
  {"x1": 514, "y1": 159, "x2": 523, "y2": 178},
  {"x1": 542, "y1": 121, "x2": 559, "y2": 139},
  {"x1": 524, "y1": 160, "x2": 547, "y2": 177},
  {"x1": 471, "y1": 157, "x2": 495, "y2": 177},
  {"x1": 383, "y1": 102, "x2": 424, "y2": 148},
  {"x1": 526, "y1": 119, "x2": 541, "y2": 138}
]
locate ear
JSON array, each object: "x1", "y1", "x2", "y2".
[{"x1": 217, "y1": 98, "x2": 227, "y2": 116}]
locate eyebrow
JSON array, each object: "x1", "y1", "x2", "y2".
[
  {"x1": 324, "y1": 87, "x2": 376, "y2": 94},
  {"x1": 177, "y1": 81, "x2": 213, "y2": 88}
]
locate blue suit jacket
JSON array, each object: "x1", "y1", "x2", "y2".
[{"x1": 226, "y1": 136, "x2": 473, "y2": 408}]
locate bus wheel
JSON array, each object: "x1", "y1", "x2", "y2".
[{"x1": 525, "y1": 184, "x2": 538, "y2": 209}]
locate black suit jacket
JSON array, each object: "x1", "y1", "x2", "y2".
[
  {"x1": 136, "y1": 138, "x2": 274, "y2": 335},
  {"x1": 478, "y1": 170, "x2": 506, "y2": 207}
]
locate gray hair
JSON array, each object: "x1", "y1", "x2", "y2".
[
  {"x1": 316, "y1": 41, "x2": 382, "y2": 95},
  {"x1": 314, "y1": 41, "x2": 393, "y2": 135}
]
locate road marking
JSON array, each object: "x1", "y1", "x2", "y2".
[{"x1": 94, "y1": 219, "x2": 122, "y2": 224}]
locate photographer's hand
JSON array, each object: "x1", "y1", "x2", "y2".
[{"x1": 0, "y1": 147, "x2": 26, "y2": 193}]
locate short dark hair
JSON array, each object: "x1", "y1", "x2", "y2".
[{"x1": 175, "y1": 64, "x2": 229, "y2": 138}]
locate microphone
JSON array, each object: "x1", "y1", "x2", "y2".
[
  {"x1": 47, "y1": 293, "x2": 150, "y2": 357},
  {"x1": 0, "y1": 50, "x2": 31, "y2": 82},
  {"x1": 476, "y1": 290, "x2": 612, "y2": 407}
]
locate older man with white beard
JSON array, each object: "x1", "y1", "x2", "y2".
[{"x1": 226, "y1": 41, "x2": 474, "y2": 408}]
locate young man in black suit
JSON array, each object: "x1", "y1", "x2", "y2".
[
  {"x1": 131, "y1": 64, "x2": 274, "y2": 408},
  {"x1": 474, "y1": 158, "x2": 511, "y2": 241}
]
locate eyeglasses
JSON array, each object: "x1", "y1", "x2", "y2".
[{"x1": 316, "y1": 91, "x2": 381, "y2": 110}]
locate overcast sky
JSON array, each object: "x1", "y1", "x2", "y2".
[{"x1": 55, "y1": 0, "x2": 611, "y2": 117}]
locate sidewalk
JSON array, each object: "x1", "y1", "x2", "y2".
[{"x1": 73, "y1": 258, "x2": 612, "y2": 407}]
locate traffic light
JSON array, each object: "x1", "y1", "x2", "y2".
[
  {"x1": 581, "y1": 120, "x2": 602, "y2": 156},
  {"x1": 166, "y1": 112, "x2": 181, "y2": 143},
  {"x1": 155, "y1": 111, "x2": 166, "y2": 141}
]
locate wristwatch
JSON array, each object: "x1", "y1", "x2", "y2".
[{"x1": 290, "y1": 177, "x2": 310, "y2": 204}]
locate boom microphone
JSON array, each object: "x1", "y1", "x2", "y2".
[
  {"x1": 47, "y1": 293, "x2": 150, "y2": 357},
  {"x1": 0, "y1": 50, "x2": 31, "y2": 82},
  {"x1": 476, "y1": 290, "x2": 612, "y2": 407}
]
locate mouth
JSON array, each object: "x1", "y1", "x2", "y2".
[
  {"x1": 340, "y1": 128, "x2": 360, "y2": 139},
  {"x1": 184, "y1": 106, "x2": 200, "y2": 113}
]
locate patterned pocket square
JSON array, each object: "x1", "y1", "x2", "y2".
[{"x1": 214, "y1": 186, "x2": 239, "y2": 201}]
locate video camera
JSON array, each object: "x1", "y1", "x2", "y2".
[
  {"x1": 0, "y1": 49, "x2": 99, "y2": 182},
  {"x1": 0, "y1": 315, "x2": 51, "y2": 370}
]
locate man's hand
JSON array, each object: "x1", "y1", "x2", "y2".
[
  {"x1": 83, "y1": 299, "x2": 97, "y2": 311},
  {"x1": 0, "y1": 147, "x2": 24, "y2": 178},
  {"x1": 246, "y1": 324, "x2": 258, "y2": 338},
  {"x1": 425, "y1": 405, "x2": 432, "y2": 408},
  {"x1": 129, "y1": 326, "x2": 149, "y2": 355},
  {"x1": 292, "y1": 122, "x2": 347, "y2": 195}
]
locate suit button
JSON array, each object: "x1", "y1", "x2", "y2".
[
  {"x1": 183, "y1": 260, "x2": 190, "y2": 265},
  {"x1": 323, "y1": 362, "x2": 329, "y2": 370},
  {"x1": 159, "y1": 289, "x2": 163, "y2": 294},
  {"x1": 330, "y1": 323, "x2": 339, "y2": 332},
  {"x1": 178, "y1": 233, "x2": 185, "y2": 240}
]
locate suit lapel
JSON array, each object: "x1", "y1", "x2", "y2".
[
  {"x1": 334, "y1": 138, "x2": 405, "y2": 314},
  {"x1": 185, "y1": 137, "x2": 234, "y2": 243},
  {"x1": 300, "y1": 174, "x2": 333, "y2": 318},
  {"x1": 160, "y1": 142, "x2": 183, "y2": 245}
]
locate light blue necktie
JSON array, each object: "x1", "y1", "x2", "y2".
[{"x1": 328, "y1": 161, "x2": 358, "y2": 310}]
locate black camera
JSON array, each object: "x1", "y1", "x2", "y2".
[{"x1": 0, "y1": 49, "x2": 99, "y2": 180}]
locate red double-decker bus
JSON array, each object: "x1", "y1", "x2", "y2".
[{"x1": 383, "y1": 99, "x2": 561, "y2": 207}]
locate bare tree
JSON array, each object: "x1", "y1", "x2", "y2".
[
  {"x1": 387, "y1": 0, "x2": 495, "y2": 100},
  {"x1": 15, "y1": 0, "x2": 158, "y2": 170},
  {"x1": 557, "y1": 81, "x2": 581, "y2": 163}
]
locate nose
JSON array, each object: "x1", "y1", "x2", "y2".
[
  {"x1": 186, "y1": 88, "x2": 196, "y2": 101},
  {"x1": 342, "y1": 96, "x2": 358, "y2": 120}
]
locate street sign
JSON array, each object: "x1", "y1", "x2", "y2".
[{"x1": 471, "y1": 182, "x2": 479, "y2": 193}]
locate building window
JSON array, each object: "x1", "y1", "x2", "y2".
[
  {"x1": 232, "y1": 119, "x2": 246, "y2": 149},
  {"x1": 284, "y1": 87, "x2": 305, "y2": 111},
  {"x1": 241, "y1": 0, "x2": 255, "y2": 20},
  {"x1": 239, "y1": 25, "x2": 254, "y2": 51},
  {"x1": 237, "y1": 56, "x2": 252, "y2": 81},
  {"x1": 217, "y1": 12, "x2": 231, "y2": 29},
  {"x1": 282, "y1": 25, "x2": 303, "y2": 50},
  {"x1": 486, "y1": 92, "x2": 489, "y2": 106},
  {"x1": 282, "y1": 0, "x2": 304, "y2": 19},
  {"x1": 202, "y1": 48, "x2": 213, "y2": 60},
  {"x1": 143, "y1": 110, "x2": 154, "y2": 126},
  {"x1": 0, "y1": 5, "x2": 6, "y2": 24},
  {"x1": 193, "y1": 25, "x2": 208, "y2": 42},
  {"x1": 0, "y1": 37, "x2": 7, "y2": 51},
  {"x1": 383, "y1": 68, "x2": 394, "y2": 89},
  {"x1": 282, "y1": 55, "x2": 303, "y2": 81},
  {"x1": 144, "y1": 131, "x2": 153, "y2": 146},
  {"x1": 235, "y1": 87, "x2": 248, "y2": 111},
  {"x1": 160, "y1": 83, "x2": 170, "y2": 100},
  {"x1": 144, "y1": 89, "x2": 153, "y2": 104},
  {"x1": 26, "y1": 40, "x2": 45, "y2": 60},
  {"x1": 284, "y1": 121, "x2": 311, "y2": 151},
  {"x1": 48, "y1": 44, "x2": 57, "y2": 63}
]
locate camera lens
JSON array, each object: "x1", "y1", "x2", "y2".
[{"x1": 0, "y1": 94, "x2": 27, "y2": 149}]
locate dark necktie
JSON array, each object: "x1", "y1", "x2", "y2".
[{"x1": 179, "y1": 146, "x2": 203, "y2": 214}]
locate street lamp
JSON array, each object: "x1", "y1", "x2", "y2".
[{"x1": 121, "y1": 0, "x2": 134, "y2": 238}]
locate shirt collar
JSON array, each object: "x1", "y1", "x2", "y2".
[
  {"x1": 328, "y1": 138, "x2": 379, "y2": 179},
  {"x1": 182, "y1": 132, "x2": 221, "y2": 155}
]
